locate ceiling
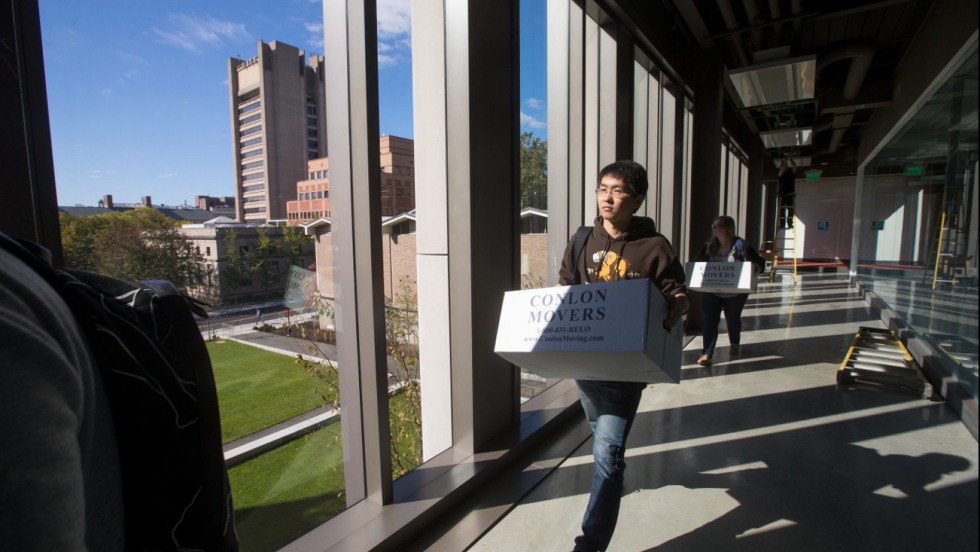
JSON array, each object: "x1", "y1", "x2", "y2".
[{"x1": 662, "y1": 0, "x2": 934, "y2": 176}]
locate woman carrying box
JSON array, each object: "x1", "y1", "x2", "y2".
[{"x1": 696, "y1": 215, "x2": 765, "y2": 366}]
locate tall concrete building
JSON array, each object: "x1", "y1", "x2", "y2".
[{"x1": 228, "y1": 40, "x2": 326, "y2": 222}]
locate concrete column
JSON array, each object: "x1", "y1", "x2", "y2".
[
  {"x1": 413, "y1": 0, "x2": 521, "y2": 457},
  {"x1": 686, "y1": 47, "x2": 726, "y2": 332}
]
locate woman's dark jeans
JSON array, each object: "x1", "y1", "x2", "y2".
[{"x1": 700, "y1": 292, "x2": 749, "y2": 356}]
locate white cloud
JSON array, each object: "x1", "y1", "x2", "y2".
[
  {"x1": 378, "y1": 54, "x2": 398, "y2": 69},
  {"x1": 89, "y1": 169, "x2": 118, "y2": 179},
  {"x1": 115, "y1": 68, "x2": 140, "y2": 86},
  {"x1": 101, "y1": 88, "x2": 114, "y2": 99},
  {"x1": 376, "y1": 0, "x2": 411, "y2": 69},
  {"x1": 524, "y1": 97, "x2": 544, "y2": 111},
  {"x1": 158, "y1": 172, "x2": 178, "y2": 179},
  {"x1": 304, "y1": 21, "x2": 324, "y2": 51},
  {"x1": 521, "y1": 111, "x2": 546, "y2": 129},
  {"x1": 151, "y1": 14, "x2": 248, "y2": 54},
  {"x1": 115, "y1": 51, "x2": 148, "y2": 65},
  {"x1": 377, "y1": 0, "x2": 412, "y2": 39}
]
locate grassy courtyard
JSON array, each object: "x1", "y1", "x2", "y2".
[
  {"x1": 208, "y1": 340, "x2": 346, "y2": 550},
  {"x1": 208, "y1": 339, "x2": 331, "y2": 443},
  {"x1": 207, "y1": 338, "x2": 421, "y2": 551}
]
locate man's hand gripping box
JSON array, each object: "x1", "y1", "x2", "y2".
[{"x1": 494, "y1": 279, "x2": 682, "y2": 384}]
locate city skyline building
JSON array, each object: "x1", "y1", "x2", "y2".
[{"x1": 228, "y1": 40, "x2": 327, "y2": 223}]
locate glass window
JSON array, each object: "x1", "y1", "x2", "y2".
[
  {"x1": 239, "y1": 101, "x2": 261, "y2": 115},
  {"x1": 855, "y1": 44, "x2": 978, "y2": 393}
]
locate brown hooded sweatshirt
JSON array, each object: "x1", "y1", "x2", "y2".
[{"x1": 558, "y1": 216, "x2": 687, "y2": 300}]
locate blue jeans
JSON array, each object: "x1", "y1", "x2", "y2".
[
  {"x1": 574, "y1": 380, "x2": 645, "y2": 552},
  {"x1": 700, "y1": 292, "x2": 749, "y2": 356}
]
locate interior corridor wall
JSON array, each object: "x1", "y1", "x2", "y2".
[
  {"x1": 855, "y1": 174, "x2": 939, "y2": 264},
  {"x1": 791, "y1": 176, "x2": 857, "y2": 261}
]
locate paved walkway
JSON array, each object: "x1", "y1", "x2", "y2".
[{"x1": 471, "y1": 274, "x2": 979, "y2": 551}]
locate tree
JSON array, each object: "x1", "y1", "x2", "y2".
[
  {"x1": 295, "y1": 277, "x2": 423, "y2": 481},
  {"x1": 384, "y1": 281, "x2": 422, "y2": 479},
  {"x1": 281, "y1": 226, "x2": 313, "y2": 268},
  {"x1": 248, "y1": 226, "x2": 282, "y2": 289},
  {"x1": 60, "y1": 212, "x2": 108, "y2": 272},
  {"x1": 220, "y1": 228, "x2": 250, "y2": 294},
  {"x1": 60, "y1": 209, "x2": 207, "y2": 291},
  {"x1": 520, "y1": 131, "x2": 548, "y2": 209}
]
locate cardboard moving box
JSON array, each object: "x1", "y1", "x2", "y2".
[
  {"x1": 684, "y1": 261, "x2": 758, "y2": 294},
  {"x1": 493, "y1": 279, "x2": 682, "y2": 383}
]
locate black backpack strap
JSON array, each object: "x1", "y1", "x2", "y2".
[{"x1": 571, "y1": 226, "x2": 591, "y2": 285}]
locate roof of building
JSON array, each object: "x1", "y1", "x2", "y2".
[
  {"x1": 520, "y1": 207, "x2": 547, "y2": 219},
  {"x1": 59, "y1": 205, "x2": 221, "y2": 222},
  {"x1": 381, "y1": 210, "x2": 416, "y2": 228}
]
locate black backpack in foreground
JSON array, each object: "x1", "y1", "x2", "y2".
[{"x1": 0, "y1": 233, "x2": 238, "y2": 551}]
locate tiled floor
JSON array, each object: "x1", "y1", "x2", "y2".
[{"x1": 470, "y1": 275, "x2": 979, "y2": 551}]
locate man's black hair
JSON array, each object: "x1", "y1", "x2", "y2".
[{"x1": 598, "y1": 160, "x2": 648, "y2": 198}]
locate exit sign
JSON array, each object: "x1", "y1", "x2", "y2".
[
  {"x1": 805, "y1": 171, "x2": 821, "y2": 182},
  {"x1": 906, "y1": 166, "x2": 924, "y2": 176}
]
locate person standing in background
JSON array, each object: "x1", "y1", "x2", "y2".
[{"x1": 777, "y1": 156, "x2": 797, "y2": 228}]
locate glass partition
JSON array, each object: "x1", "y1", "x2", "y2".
[{"x1": 854, "y1": 42, "x2": 978, "y2": 396}]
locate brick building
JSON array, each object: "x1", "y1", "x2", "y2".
[
  {"x1": 286, "y1": 136, "x2": 416, "y2": 226},
  {"x1": 304, "y1": 208, "x2": 548, "y2": 302}
]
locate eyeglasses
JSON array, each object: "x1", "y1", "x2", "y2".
[
  {"x1": 711, "y1": 224, "x2": 726, "y2": 229},
  {"x1": 595, "y1": 187, "x2": 630, "y2": 199}
]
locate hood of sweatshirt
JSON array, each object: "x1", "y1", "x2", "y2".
[{"x1": 558, "y1": 215, "x2": 686, "y2": 297}]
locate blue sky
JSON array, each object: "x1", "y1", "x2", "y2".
[{"x1": 39, "y1": 0, "x2": 547, "y2": 207}]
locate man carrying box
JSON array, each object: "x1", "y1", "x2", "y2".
[{"x1": 558, "y1": 160, "x2": 689, "y2": 552}]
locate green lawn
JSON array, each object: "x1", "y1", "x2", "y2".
[
  {"x1": 208, "y1": 338, "x2": 421, "y2": 551},
  {"x1": 208, "y1": 339, "x2": 332, "y2": 443},
  {"x1": 228, "y1": 423, "x2": 347, "y2": 552}
]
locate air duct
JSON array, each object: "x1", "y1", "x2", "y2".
[
  {"x1": 768, "y1": 0, "x2": 782, "y2": 42},
  {"x1": 716, "y1": 0, "x2": 750, "y2": 66},
  {"x1": 818, "y1": 40, "x2": 876, "y2": 100}
]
